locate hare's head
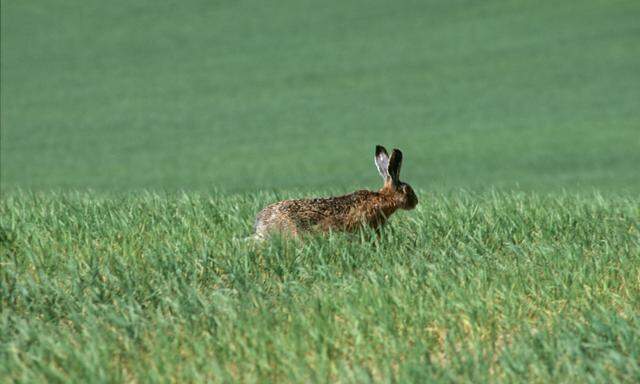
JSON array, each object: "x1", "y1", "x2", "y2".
[{"x1": 374, "y1": 145, "x2": 418, "y2": 210}]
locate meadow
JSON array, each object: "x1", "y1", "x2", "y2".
[
  {"x1": 2, "y1": 0, "x2": 640, "y2": 382},
  {"x1": 1, "y1": 191, "x2": 639, "y2": 382}
]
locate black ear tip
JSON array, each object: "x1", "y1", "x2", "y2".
[
  {"x1": 375, "y1": 145, "x2": 388, "y2": 156},
  {"x1": 392, "y1": 148, "x2": 403, "y2": 158}
]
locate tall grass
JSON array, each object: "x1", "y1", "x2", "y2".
[{"x1": 1, "y1": 190, "x2": 638, "y2": 382}]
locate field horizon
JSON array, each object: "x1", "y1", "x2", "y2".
[{"x1": 2, "y1": 0, "x2": 639, "y2": 193}]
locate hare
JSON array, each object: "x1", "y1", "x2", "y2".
[{"x1": 252, "y1": 145, "x2": 418, "y2": 239}]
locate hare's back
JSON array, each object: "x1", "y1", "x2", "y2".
[{"x1": 254, "y1": 191, "x2": 375, "y2": 236}]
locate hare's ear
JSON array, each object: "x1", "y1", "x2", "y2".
[
  {"x1": 388, "y1": 148, "x2": 403, "y2": 186},
  {"x1": 374, "y1": 145, "x2": 390, "y2": 181}
]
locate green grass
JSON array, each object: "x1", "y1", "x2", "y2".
[
  {"x1": 2, "y1": 1, "x2": 640, "y2": 382},
  {"x1": 2, "y1": 0, "x2": 639, "y2": 192},
  {"x1": 1, "y1": 190, "x2": 639, "y2": 382}
]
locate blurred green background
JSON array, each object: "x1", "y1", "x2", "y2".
[{"x1": 2, "y1": 0, "x2": 639, "y2": 193}]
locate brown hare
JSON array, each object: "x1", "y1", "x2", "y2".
[{"x1": 252, "y1": 145, "x2": 418, "y2": 239}]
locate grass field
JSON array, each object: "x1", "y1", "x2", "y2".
[
  {"x1": 2, "y1": 0, "x2": 639, "y2": 192},
  {"x1": 2, "y1": 0, "x2": 640, "y2": 383},
  {"x1": 1, "y1": 191, "x2": 639, "y2": 382}
]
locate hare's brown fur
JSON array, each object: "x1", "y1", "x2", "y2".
[{"x1": 253, "y1": 145, "x2": 417, "y2": 239}]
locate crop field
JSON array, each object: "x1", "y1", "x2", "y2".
[
  {"x1": 2, "y1": 0, "x2": 639, "y2": 192},
  {"x1": 2, "y1": 0, "x2": 640, "y2": 383}
]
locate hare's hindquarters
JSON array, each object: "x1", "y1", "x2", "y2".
[{"x1": 253, "y1": 202, "x2": 298, "y2": 239}]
